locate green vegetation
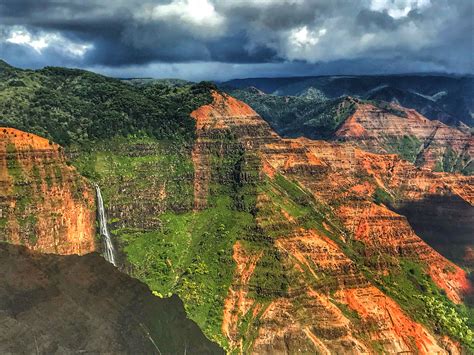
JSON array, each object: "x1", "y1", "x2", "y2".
[
  {"x1": 72, "y1": 136, "x2": 195, "y2": 211},
  {"x1": 373, "y1": 259, "x2": 474, "y2": 350},
  {"x1": 245, "y1": 234, "x2": 291, "y2": 301},
  {"x1": 420, "y1": 295, "x2": 473, "y2": 346},
  {"x1": 366, "y1": 99, "x2": 408, "y2": 118},
  {"x1": 433, "y1": 147, "x2": 471, "y2": 174},
  {"x1": 121, "y1": 196, "x2": 254, "y2": 346},
  {"x1": 226, "y1": 88, "x2": 355, "y2": 139},
  {"x1": 6, "y1": 143, "x2": 23, "y2": 182},
  {"x1": 0, "y1": 64, "x2": 213, "y2": 145},
  {"x1": 372, "y1": 187, "x2": 394, "y2": 205},
  {"x1": 385, "y1": 135, "x2": 421, "y2": 162},
  {"x1": 3, "y1": 142, "x2": 39, "y2": 244}
]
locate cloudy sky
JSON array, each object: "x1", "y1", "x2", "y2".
[{"x1": 0, "y1": 0, "x2": 472, "y2": 81}]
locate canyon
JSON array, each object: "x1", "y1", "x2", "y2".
[
  {"x1": 189, "y1": 91, "x2": 473, "y2": 353},
  {"x1": 0, "y1": 66, "x2": 473, "y2": 353}
]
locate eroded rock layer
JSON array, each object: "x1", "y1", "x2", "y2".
[
  {"x1": 190, "y1": 92, "x2": 473, "y2": 354},
  {"x1": 335, "y1": 99, "x2": 473, "y2": 174},
  {"x1": 0, "y1": 128, "x2": 95, "y2": 254}
]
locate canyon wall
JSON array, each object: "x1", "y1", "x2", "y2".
[
  {"x1": 0, "y1": 128, "x2": 96, "y2": 254},
  {"x1": 60, "y1": 91, "x2": 473, "y2": 353},
  {"x1": 191, "y1": 92, "x2": 473, "y2": 353},
  {"x1": 335, "y1": 100, "x2": 473, "y2": 174}
]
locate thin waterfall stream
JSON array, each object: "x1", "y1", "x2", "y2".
[{"x1": 94, "y1": 184, "x2": 118, "y2": 266}]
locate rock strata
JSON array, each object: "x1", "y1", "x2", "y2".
[{"x1": 0, "y1": 128, "x2": 95, "y2": 254}]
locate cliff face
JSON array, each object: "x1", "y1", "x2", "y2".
[
  {"x1": 264, "y1": 138, "x2": 473, "y2": 299},
  {"x1": 335, "y1": 100, "x2": 474, "y2": 174},
  {"x1": 191, "y1": 91, "x2": 279, "y2": 209},
  {"x1": 190, "y1": 92, "x2": 473, "y2": 353},
  {"x1": 0, "y1": 242, "x2": 223, "y2": 354},
  {"x1": 0, "y1": 128, "x2": 95, "y2": 254}
]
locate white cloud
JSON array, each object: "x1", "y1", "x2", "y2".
[
  {"x1": 292, "y1": 26, "x2": 318, "y2": 47},
  {"x1": 6, "y1": 30, "x2": 48, "y2": 53},
  {"x1": 143, "y1": 0, "x2": 224, "y2": 31},
  {"x1": 370, "y1": 0, "x2": 431, "y2": 19},
  {"x1": 284, "y1": 25, "x2": 327, "y2": 60},
  {"x1": 4, "y1": 27, "x2": 92, "y2": 57}
]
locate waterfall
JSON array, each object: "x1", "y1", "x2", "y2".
[{"x1": 94, "y1": 184, "x2": 117, "y2": 266}]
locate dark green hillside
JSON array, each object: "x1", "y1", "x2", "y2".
[
  {"x1": 226, "y1": 87, "x2": 355, "y2": 139},
  {"x1": 0, "y1": 63, "x2": 213, "y2": 146}
]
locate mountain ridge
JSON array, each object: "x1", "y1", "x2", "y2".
[
  {"x1": 226, "y1": 88, "x2": 474, "y2": 174},
  {"x1": 222, "y1": 74, "x2": 474, "y2": 126}
]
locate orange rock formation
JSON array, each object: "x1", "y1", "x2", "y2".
[
  {"x1": 336, "y1": 100, "x2": 473, "y2": 172},
  {"x1": 191, "y1": 92, "x2": 472, "y2": 354},
  {"x1": 0, "y1": 128, "x2": 96, "y2": 254}
]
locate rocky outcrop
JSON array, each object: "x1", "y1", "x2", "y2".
[
  {"x1": 190, "y1": 92, "x2": 472, "y2": 353},
  {"x1": 0, "y1": 128, "x2": 95, "y2": 254},
  {"x1": 191, "y1": 91, "x2": 279, "y2": 209},
  {"x1": 335, "y1": 100, "x2": 473, "y2": 174},
  {"x1": 0, "y1": 242, "x2": 223, "y2": 354}
]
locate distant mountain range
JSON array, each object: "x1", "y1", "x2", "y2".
[
  {"x1": 223, "y1": 88, "x2": 473, "y2": 174},
  {"x1": 222, "y1": 74, "x2": 474, "y2": 126}
]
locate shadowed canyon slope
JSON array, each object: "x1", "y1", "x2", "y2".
[
  {"x1": 0, "y1": 243, "x2": 223, "y2": 354},
  {"x1": 0, "y1": 127, "x2": 95, "y2": 254}
]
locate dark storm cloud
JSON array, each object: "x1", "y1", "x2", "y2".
[
  {"x1": 356, "y1": 10, "x2": 397, "y2": 31},
  {"x1": 0, "y1": 0, "x2": 472, "y2": 78}
]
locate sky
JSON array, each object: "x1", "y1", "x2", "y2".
[{"x1": 0, "y1": 0, "x2": 472, "y2": 81}]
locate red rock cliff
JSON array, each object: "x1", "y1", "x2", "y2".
[
  {"x1": 0, "y1": 128, "x2": 96, "y2": 254},
  {"x1": 191, "y1": 92, "x2": 472, "y2": 354},
  {"x1": 335, "y1": 100, "x2": 473, "y2": 173}
]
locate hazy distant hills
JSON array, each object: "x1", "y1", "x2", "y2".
[{"x1": 222, "y1": 74, "x2": 474, "y2": 126}]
